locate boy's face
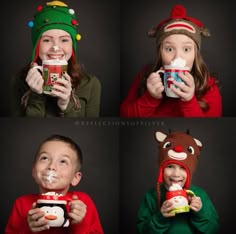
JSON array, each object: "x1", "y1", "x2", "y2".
[
  {"x1": 39, "y1": 29, "x2": 73, "y2": 61},
  {"x1": 32, "y1": 140, "x2": 81, "y2": 195},
  {"x1": 161, "y1": 34, "x2": 195, "y2": 70},
  {"x1": 163, "y1": 164, "x2": 187, "y2": 190}
]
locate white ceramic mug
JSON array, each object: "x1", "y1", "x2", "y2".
[
  {"x1": 166, "y1": 189, "x2": 195, "y2": 214},
  {"x1": 34, "y1": 59, "x2": 68, "y2": 94},
  {"x1": 36, "y1": 193, "x2": 71, "y2": 227},
  {"x1": 157, "y1": 65, "x2": 189, "y2": 98}
]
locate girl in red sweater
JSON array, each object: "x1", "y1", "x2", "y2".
[
  {"x1": 120, "y1": 4, "x2": 222, "y2": 117},
  {"x1": 5, "y1": 135, "x2": 103, "y2": 234}
]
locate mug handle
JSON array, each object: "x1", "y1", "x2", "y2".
[
  {"x1": 186, "y1": 189, "x2": 195, "y2": 199},
  {"x1": 156, "y1": 69, "x2": 164, "y2": 75},
  {"x1": 156, "y1": 69, "x2": 165, "y2": 84},
  {"x1": 31, "y1": 65, "x2": 43, "y2": 72}
]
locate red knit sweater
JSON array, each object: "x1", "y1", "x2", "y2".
[
  {"x1": 120, "y1": 67, "x2": 222, "y2": 117},
  {"x1": 5, "y1": 191, "x2": 103, "y2": 234}
]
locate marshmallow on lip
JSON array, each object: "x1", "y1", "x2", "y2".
[
  {"x1": 169, "y1": 183, "x2": 183, "y2": 191},
  {"x1": 170, "y1": 58, "x2": 186, "y2": 68},
  {"x1": 45, "y1": 170, "x2": 57, "y2": 183}
]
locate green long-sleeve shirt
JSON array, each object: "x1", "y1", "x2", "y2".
[
  {"x1": 137, "y1": 185, "x2": 219, "y2": 234},
  {"x1": 11, "y1": 72, "x2": 101, "y2": 117}
]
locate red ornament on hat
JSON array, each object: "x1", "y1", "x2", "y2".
[
  {"x1": 71, "y1": 19, "x2": 78, "y2": 26},
  {"x1": 37, "y1": 5, "x2": 43, "y2": 12}
]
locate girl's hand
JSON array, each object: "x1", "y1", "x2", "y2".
[
  {"x1": 46, "y1": 72, "x2": 72, "y2": 111},
  {"x1": 160, "y1": 200, "x2": 176, "y2": 217},
  {"x1": 171, "y1": 71, "x2": 195, "y2": 101},
  {"x1": 68, "y1": 195, "x2": 87, "y2": 224},
  {"x1": 189, "y1": 196, "x2": 202, "y2": 212},
  {"x1": 25, "y1": 63, "x2": 44, "y2": 94},
  {"x1": 27, "y1": 202, "x2": 50, "y2": 232},
  {"x1": 146, "y1": 70, "x2": 165, "y2": 99}
]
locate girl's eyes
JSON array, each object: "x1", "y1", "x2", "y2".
[
  {"x1": 164, "y1": 47, "x2": 174, "y2": 52},
  {"x1": 41, "y1": 38, "x2": 71, "y2": 43},
  {"x1": 61, "y1": 38, "x2": 70, "y2": 42},
  {"x1": 41, "y1": 38, "x2": 51, "y2": 43},
  {"x1": 184, "y1": 47, "x2": 192, "y2": 52},
  {"x1": 163, "y1": 47, "x2": 193, "y2": 53}
]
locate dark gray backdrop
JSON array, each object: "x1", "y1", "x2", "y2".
[
  {"x1": 0, "y1": 118, "x2": 119, "y2": 233},
  {"x1": 0, "y1": 118, "x2": 235, "y2": 233},
  {"x1": 1, "y1": 0, "x2": 120, "y2": 117},
  {"x1": 121, "y1": 0, "x2": 235, "y2": 116},
  {"x1": 120, "y1": 118, "x2": 234, "y2": 233}
]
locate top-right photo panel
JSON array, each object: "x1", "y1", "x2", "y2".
[{"x1": 120, "y1": 0, "x2": 233, "y2": 117}]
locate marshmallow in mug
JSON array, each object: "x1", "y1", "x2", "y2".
[
  {"x1": 157, "y1": 58, "x2": 189, "y2": 98},
  {"x1": 169, "y1": 183, "x2": 182, "y2": 191},
  {"x1": 170, "y1": 58, "x2": 186, "y2": 68}
]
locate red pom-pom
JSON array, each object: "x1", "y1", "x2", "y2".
[
  {"x1": 37, "y1": 5, "x2": 43, "y2": 12},
  {"x1": 170, "y1": 4, "x2": 186, "y2": 18},
  {"x1": 71, "y1": 19, "x2": 78, "y2": 26}
]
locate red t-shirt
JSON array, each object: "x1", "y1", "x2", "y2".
[
  {"x1": 5, "y1": 191, "x2": 103, "y2": 234},
  {"x1": 120, "y1": 66, "x2": 222, "y2": 117}
]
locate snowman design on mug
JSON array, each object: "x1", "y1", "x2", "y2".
[{"x1": 166, "y1": 184, "x2": 195, "y2": 214}]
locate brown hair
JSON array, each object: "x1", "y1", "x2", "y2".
[
  {"x1": 34, "y1": 134, "x2": 83, "y2": 172},
  {"x1": 137, "y1": 44, "x2": 220, "y2": 112}
]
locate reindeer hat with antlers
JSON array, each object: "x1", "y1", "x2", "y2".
[{"x1": 155, "y1": 131, "x2": 202, "y2": 190}]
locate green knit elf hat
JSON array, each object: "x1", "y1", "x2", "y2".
[{"x1": 28, "y1": 1, "x2": 81, "y2": 62}]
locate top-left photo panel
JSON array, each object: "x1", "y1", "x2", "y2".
[{"x1": 1, "y1": 0, "x2": 120, "y2": 117}]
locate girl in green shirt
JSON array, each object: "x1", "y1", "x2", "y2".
[{"x1": 11, "y1": 1, "x2": 101, "y2": 117}]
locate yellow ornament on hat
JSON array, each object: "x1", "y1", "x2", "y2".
[
  {"x1": 46, "y1": 1, "x2": 68, "y2": 7},
  {"x1": 76, "y1": 34, "x2": 81, "y2": 41}
]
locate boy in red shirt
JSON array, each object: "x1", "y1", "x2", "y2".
[{"x1": 5, "y1": 134, "x2": 103, "y2": 233}]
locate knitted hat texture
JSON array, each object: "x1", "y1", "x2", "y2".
[
  {"x1": 148, "y1": 4, "x2": 210, "y2": 48},
  {"x1": 155, "y1": 131, "x2": 202, "y2": 190},
  {"x1": 28, "y1": 1, "x2": 81, "y2": 61}
]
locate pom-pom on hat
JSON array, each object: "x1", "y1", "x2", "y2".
[
  {"x1": 155, "y1": 130, "x2": 202, "y2": 206},
  {"x1": 28, "y1": 1, "x2": 81, "y2": 62},
  {"x1": 148, "y1": 4, "x2": 210, "y2": 48}
]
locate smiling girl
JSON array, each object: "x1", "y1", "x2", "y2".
[{"x1": 11, "y1": 1, "x2": 101, "y2": 117}]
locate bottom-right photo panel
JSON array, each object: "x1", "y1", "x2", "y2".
[{"x1": 120, "y1": 118, "x2": 234, "y2": 234}]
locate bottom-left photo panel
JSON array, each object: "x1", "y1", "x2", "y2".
[{"x1": 0, "y1": 118, "x2": 119, "y2": 234}]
